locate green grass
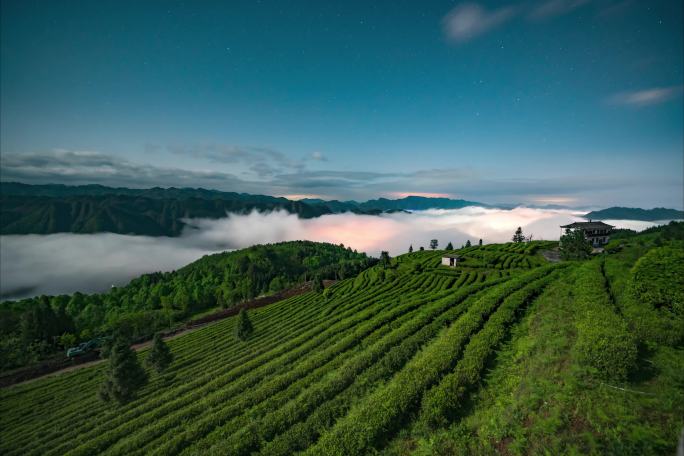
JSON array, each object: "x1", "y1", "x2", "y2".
[{"x1": 1, "y1": 239, "x2": 682, "y2": 456}]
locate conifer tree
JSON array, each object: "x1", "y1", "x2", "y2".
[
  {"x1": 445, "y1": 242, "x2": 453, "y2": 250},
  {"x1": 479, "y1": 238, "x2": 483, "y2": 246},
  {"x1": 99, "y1": 338, "x2": 148, "y2": 404},
  {"x1": 465, "y1": 239, "x2": 472, "y2": 248},
  {"x1": 408, "y1": 245, "x2": 413, "y2": 253},
  {"x1": 145, "y1": 333, "x2": 173, "y2": 373},
  {"x1": 312, "y1": 276, "x2": 325, "y2": 293},
  {"x1": 235, "y1": 309, "x2": 254, "y2": 341},
  {"x1": 512, "y1": 227, "x2": 525, "y2": 243}
]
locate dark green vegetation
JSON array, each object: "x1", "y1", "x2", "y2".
[
  {"x1": 584, "y1": 206, "x2": 684, "y2": 221},
  {"x1": 0, "y1": 182, "x2": 329, "y2": 236},
  {"x1": 1, "y1": 225, "x2": 682, "y2": 455},
  {"x1": 559, "y1": 227, "x2": 592, "y2": 259},
  {"x1": 99, "y1": 339, "x2": 148, "y2": 405},
  {"x1": 0, "y1": 241, "x2": 371, "y2": 371},
  {"x1": 0, "y1": 182, "x2": 484, "y2": 236},
  {"x1": 145, "y1": 334, "x2": 174, "y2": 373},
  {"x1": 235, "y1": 310, "x2": 254, "y2": 341}
]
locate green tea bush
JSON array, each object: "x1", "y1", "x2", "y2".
[{"x1": 571, "y1": 261, "x2": 637, "y2": 380}]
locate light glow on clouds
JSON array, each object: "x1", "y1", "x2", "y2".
[{"x1": 1, "y1": 208, "x2": 672, "y2": 300}]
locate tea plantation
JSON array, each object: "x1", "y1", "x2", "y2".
[{"x1": 1, "y1": 227, "x2": 682, "y2": 455}]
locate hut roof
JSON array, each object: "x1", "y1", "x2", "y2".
[{"x1": 560, "y1": 221, "x2": 614, "y2": 230}]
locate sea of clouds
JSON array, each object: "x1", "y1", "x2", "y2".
[{"x1": 0, "y1": 207, "x2": 666, "y2": 300}]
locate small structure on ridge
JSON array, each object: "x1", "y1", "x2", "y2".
[
  {"x1": 560, "y1": 220, "x2": 614, "y2": 247},
  {"x1": 441, "y1": 253, "x2": 462, "y2": 267}
]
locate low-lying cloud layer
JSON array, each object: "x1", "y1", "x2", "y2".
[{"x1": 0, "y1": 208, "x2": 667, "y2": 300}]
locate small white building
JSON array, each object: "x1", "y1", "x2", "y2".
[{"x1": 441, "y1": 253, "x2": 462, "y2": 267}]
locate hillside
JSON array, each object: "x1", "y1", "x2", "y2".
[
  {"x1": 584, "y1": 206, "x2": 684, "y2": 221},
  {"x1": 1, "y1": 224, "x2": 682, "y2": 455},
  {"x1": 0, "y1": 193, "x2": 331, "y2": 236},
  {"x1": 0, "y1": 241, "x2": 372, "y2": 371}
]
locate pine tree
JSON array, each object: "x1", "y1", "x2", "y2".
[
  {"x1": 479, "y1": 239, "x2": 483, "y2": 246},
  {"x1": 408, "y1": 245, "x2": 413, "y2": 253},
  {"x1": 465, "y1": 239, "x2": 472, "y2": 248},
  {"x1": 445, "y1": 242, "x2": 453, "y2": 250},
  {"x1": 512, "y1": 227, "x2": 525, "y2": 243},
  {"x1": 99, "y1": 338, "x2": 148, "y2": 405},
  {"x1": 312, "y1": 276, "x2": 324, "y2": 293},
  {"x1": 145, "y1": 333, "x2": 173, "y2": 373},
  {"x1": 235, "y1": 309, "x2": 254, "y2": 341},
  {"x1": 379, "y1": 251, "x2": 391, "y2": 268},
  {"x1": 429, "y1": 239, "x2": 438, "y2": 250}
]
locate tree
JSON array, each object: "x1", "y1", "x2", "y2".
[
  {"x1": 145, "y1": 333, "x2": 173, "y2": 373},
  {"x1": 465, "y1": 240, "x2": 472, "y2": 248},
  {"x1": 479, "y1": 239, "x2": 483, "y2": 246},
  {"x1": 419, "y1": 246, "x2": 425, "y2": 251},
  {"x1": 59, "y1": 333, "x2": 77, "y2": 350},
  {"x1": 559, "y1": 228, "x2": 592, "y2": 260},
  {"x1": 99, "y1": 338, "x2": 148, "y2": 405},
  {"x1": 512, "y1": 227, "x2": 525, "y2": 243},
  {"x1": 312, "y1": 276, "x2": 325, "y2": 293},
  {"x1": 380, "y1": 251, "x2": 391, "y2": 268},
  {"x1": 235, "y1": 309, "x2": 254, "y2": 341},
  {"x1": 445, "y1": 242, "x2": 453, "y2": 250},
  {"x1": 430, "y1": 239, "x2": 438, "y2": 250},
  {"x1": 408, "y1": 245, "x2": 413, "y2": 253}
]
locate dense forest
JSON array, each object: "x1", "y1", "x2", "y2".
[{"x1": 0, "y1": 241, "x2": 373, "y2": 371}]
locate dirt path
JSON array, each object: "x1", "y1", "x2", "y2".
[{"x1": 11, "y1": 322, "x2": 215, "y2": 387}]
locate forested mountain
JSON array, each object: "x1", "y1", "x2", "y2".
[
  {"x1": 0, "y1": 241, "x2": 373, "y2": 370},
  {"x1": 2, "y1": 223, "x2": 682, "y2": 454},
  {"x1": 584, "y1": 206, "x2": 684, "y2": 221},
  {"x1": 0, "y1": 193, "x2": 331, "y2": 236}
]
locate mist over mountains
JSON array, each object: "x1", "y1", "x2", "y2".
[{"x1": 1, "y1": 182, "x2": 681, "y2": 237}]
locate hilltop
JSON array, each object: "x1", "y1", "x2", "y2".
[
  {"x1": 583, "y1": 206, "x2": 684, "y2": 221},
  {"x1": 1, "y1": 223, "x2": 682, "y2": 454}
]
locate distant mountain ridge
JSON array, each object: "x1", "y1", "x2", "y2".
[
  {"x1": 583, "y1": 207, "x2": 684, "y2": 222},
  {"x1": 1, "y1": 182, "x2": 681, "y2": 236}
]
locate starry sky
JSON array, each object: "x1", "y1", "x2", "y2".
[{"x1": 1, "y1": 0, "x2": 682, "y2": 208}]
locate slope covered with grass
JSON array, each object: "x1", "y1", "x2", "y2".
[{"x1": 1, "y1": 230, "x2": 682, "y2": 455}]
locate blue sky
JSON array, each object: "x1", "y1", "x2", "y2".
[{"x1": 1, "y1": 0, "x2": 682, "y2": 208}]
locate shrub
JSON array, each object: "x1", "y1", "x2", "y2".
[
  {"x1": 145, "y1": 333, "x2": 174, "y2": 373},
  {"x1": 235, "y1": 309, "x2": 254, "y2": 341},
  {"x1": 99, "y1": 338, "x2": 148, "y2": 405},
  {"x1": 571, "y1": 261, "x2": 637, "y2": 380}
]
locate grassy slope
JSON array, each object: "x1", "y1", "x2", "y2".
[{"x1": 1, "y1": 238, "x2": 682, "y2": 455}]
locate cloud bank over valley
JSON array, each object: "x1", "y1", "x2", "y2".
[{"x1": 0, "y1": 208, "x2": 669, "y2": 300}]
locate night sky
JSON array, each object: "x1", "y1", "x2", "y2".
[{"x1": 1, "y1": 0, "x2": 682, "y2": 208}]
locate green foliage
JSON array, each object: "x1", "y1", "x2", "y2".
[
  {"x1": 430, "y1": 239, "x2": 439, "y2": 250},
  {"x1": 445, "y1": 242, "x2": 453, "y2": 250},
  {"x1": 0, "y1": 241, "x2": 370, "y2": 371},
  {"x1": 312, "y1": 276, "x2": 324, "y2": 293},
  {"x1": 145, "y1": 333, "x2": 174, "y2": 373},
  {"x1": 571, "y1": 261, "x2": 637, "y2": 380},
  {"x1": 99, "y1": 338, "x2": 148, "y2": 405},
  {"x1": 408, "y1": 245, "x2": 413, "y2": 253},
  {"x1": 1, "y1": 230, "x2": 682, "y2": 456},
  {"x1": 235, "y1": 309, "x2": 254, "y2": 341},
  {"x1": 512, "y1": 227, "x2": 525, "y2": 243},
  {"x1": 559, "y1": 228, "x2": 592, "y2": 259},
  {"x1": 625, "y1": 245, "x2": 684, "y2": 346}
]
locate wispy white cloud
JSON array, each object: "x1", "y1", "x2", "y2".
[
  {"x1": 608, "y1": 85, "x2": 684, "y2": 107},
  {"x1": 309, "y1": 151, "x2": 327, "y2": 161},
  {"x1": 529, "y1": 0, "x2": 591, "y2": 20},
  {"x1": 442, "y1": 3, "x2": 517, "y2": 43}
]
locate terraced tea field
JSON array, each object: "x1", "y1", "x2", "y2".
[{"x1": 1, "y1": 238, "x2": 682, "y2": 455}]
